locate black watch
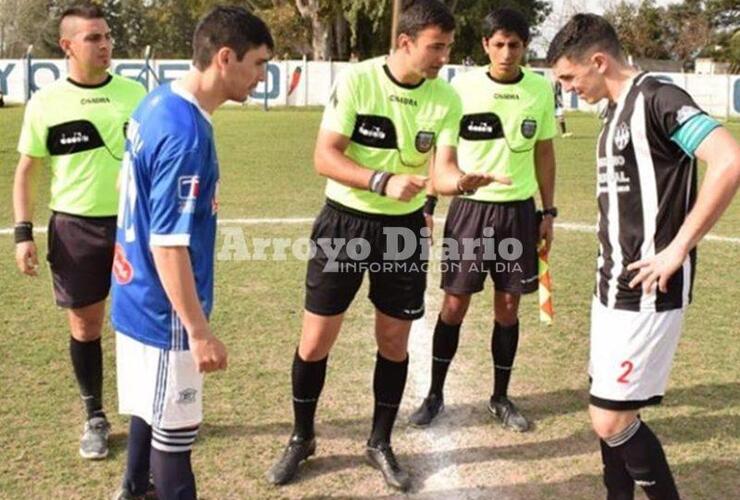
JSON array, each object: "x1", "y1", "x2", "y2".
[{"x1": 541, "y1": 207, "x2": 558, "y2": 218}]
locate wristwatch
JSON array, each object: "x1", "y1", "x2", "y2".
[{"x1": 541, "y1": 207, "x2": 558, "y2": 218}]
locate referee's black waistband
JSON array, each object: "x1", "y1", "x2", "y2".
[
  {"x1": 51, "y1": 210, "x2": 118, "y2": 221},
  {"x1": 457, "y1": 196, "x2": 535, "y2": 208},
  {"x1": 325, "y1": 198, "x2": 423, "y2": 223}
]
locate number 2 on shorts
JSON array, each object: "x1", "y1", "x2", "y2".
[{"x1": 617, "y1": 360, "x2": 633, "y2": 384}]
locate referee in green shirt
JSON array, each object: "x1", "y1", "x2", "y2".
[
  {"x1": 267, "y1": 0, "x2": 505, "y2": 491},
  {"x1": 13, "y1": 4, "x2": 145, "y2": 460},
  {"x1": 410, "y1": 8, "x2": 557, "y2": 432}
]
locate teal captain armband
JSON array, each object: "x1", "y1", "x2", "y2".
[{"x1": 671, "y1": 113, "x2": 721, "y2": 158}]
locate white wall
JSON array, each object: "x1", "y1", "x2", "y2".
[{"x1": 1, "y1": 58, "x2": 738, "y2": 118}]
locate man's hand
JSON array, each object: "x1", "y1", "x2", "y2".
[
  {"x1": 627, "y1": 243, "x2": 687, "y2": 294},
  {"x1": 385, "y1": 174, "x2": 428, "y2": 201},
  {"x1": 15, "y1": 241, "x2": 39, "y2": 276},
  {"x1": 539, "y1": 215, "x2": 554, "y2": 254},
  {"x1": 189, "y1": 329, "x2": 228, "y2": 373},
  {"x1": 457, "y1": 172, "x2": 511, "y2": 193}
]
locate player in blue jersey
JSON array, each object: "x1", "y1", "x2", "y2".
[{"x1": 110, "y1": 7, "x2": 273, "y2": 500}]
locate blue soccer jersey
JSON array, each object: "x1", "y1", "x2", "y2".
[{"x1": 111, "y1": 82, "x2": 219, "y2": 350}]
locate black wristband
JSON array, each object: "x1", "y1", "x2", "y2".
[
  {"x1": 368, "y1": 171, "x2": 382, "y2": 192},
  {"x1": 423, "y1": 195, "x2": 438, "y2": 216},
  {"x1": 14, "y1": 221, "x2": 33, "y2": 244},
  {"x1": 377, "y1": 172, "x2": 393, "y2": 196},
  {"x1": 369, "y1": 171, "x2": 392, "y2": 195}
]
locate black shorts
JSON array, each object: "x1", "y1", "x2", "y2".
[
  {"x1": 440, "y1": 197, "x2": 539, "y2": 296},
  {"x1": 304, "y1": 199, "x2": 428, "y2": 320},
  {"x1": 47, "y1": 211, "x2": 117, "y2": 309}
]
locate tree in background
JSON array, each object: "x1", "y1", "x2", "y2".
[
  {"x1": 7, "y1": 0, "x2": 731, "y2": 68},
  {"x1": 606, "y1": 0, "x2": 670, "y2": 60},
  {"x1": 663, "y1": 0, "x2": 712, "y2": 64},
  {"x1": 448, "y1": 0, "x2": 551, "y2": 64},
  {"x1": 703, "y1": 0, "x2": 740, "y2": 68},
  {"x1": 606, "y1": 0, "x2": 738, "y2": 68}
]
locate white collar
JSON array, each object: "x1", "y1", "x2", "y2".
[{"x1": 170, "y1": 80, "x2": 212, "y2": 124}]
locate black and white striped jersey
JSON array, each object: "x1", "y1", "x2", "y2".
[{"x1": 595, "y1": 73, "x2": 709, "y2": 312}]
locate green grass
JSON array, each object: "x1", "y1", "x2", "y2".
[{"x1": 0, "y1": 108, "x2": 738, "y2": 499}]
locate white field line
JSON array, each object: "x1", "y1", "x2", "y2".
[
  {"x1": 406, "y1": 312, "x2": 463, "y2": 493},
  {"x1": 2, "y1": 218, "x2": 738, "y2": 244}
]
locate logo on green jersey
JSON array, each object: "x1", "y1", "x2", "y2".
[
  {"x1": 415, "y1": 131, "x2": 435, "y2": 153},
  {"x1": 390, "y1": 95, "x2": 418, "y2": 106},
  {"x1": 521, "y1": 119, "x2": 537, "y2": 139},
  {"x1": 81, "y1": 97, "x2": 111, "y2": 105}
]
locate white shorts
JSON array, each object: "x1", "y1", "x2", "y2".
[
  {"x1": 116, "y1": 332, "x2": 204, "y2": 429},
  {"x1": 588, "y1": 298, "x2": 685, "y2": 410},
  {"x1": 555, "y1": 107, "x2": 565, "y2": 118}
]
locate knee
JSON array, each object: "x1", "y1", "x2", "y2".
[
  {"x1": 376, "y1": 336, "x2": 408, "y2": 362},
  {"x1": 591, "y1": 414, "x2": 638, "y2": 441},
  {"x1": 494, "y1": 298, "x2": 519, "y2": 327},
  {"x1": 70, "y1": 320, "x2": 103, "y2": 341},
  {"x1": 440, "y1": 295, "x2": 470, "y2": 325},
  {"x1": 297, "y1": 342, "x2": 331, "y2": 362},
  {"x1": 495, "y1": 313, "x2": 518, "y2": 327}
]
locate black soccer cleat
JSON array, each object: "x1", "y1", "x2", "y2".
[
  {"x1": 365, "y1": 442, "x2": 412, "y2": 492},
  {"x1": 488, "y1": 396, "x2": 531, "y2": 432},
  {"x1": 265, "y1": 435, "x2": 317, "y2": 485},
  {"x1": 409, "y1": 394, "x2": 444, "y2": 427},
  {"x1": 111, "y1": 479, "x2": 157, "y2": 500}
]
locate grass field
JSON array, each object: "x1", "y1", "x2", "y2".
[{"x1": 0, "y1": 107, "x2": 738, "y2": 499}]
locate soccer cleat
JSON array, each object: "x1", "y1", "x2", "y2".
[
  {"x1": 265, "y1": 435, "x2": 316, "y2": 485},
  {"x1": 79, "y1": 415, "x2": 110, "y2": 459},
  {"x1": 488, "y1": 396, "x2": 531, "y2": 432},
  {"x1": 365, "y1": 442, "x2": 411, "y2": 492},
  {"x1": 562, "y1": 132, "x2": 574, "y2": 138},
  {"x1": 111, "y1": 481, "x2": 157, "y2": 500},
  {"x1": 409, "y1": 394, "x2": 444, "y2": 427}
]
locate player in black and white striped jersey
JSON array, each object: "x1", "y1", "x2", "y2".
[{"x1": 548, "y1": 14, "x2": 740, "y2": 500}]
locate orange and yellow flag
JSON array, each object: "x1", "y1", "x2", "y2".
[{"x1": 538, "y1": 244, "x2": 554, "y2": 325}]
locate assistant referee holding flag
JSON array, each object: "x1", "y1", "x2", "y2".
[{"x1": 410, "y1": 8, "x2": 557, "y2": 432}]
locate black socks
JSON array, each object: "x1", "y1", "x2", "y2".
[
  {"x1": 123, "y1": 416, "x2": 152, "y2": 496},
  {"x1": 291, "y1": 350, "x2": 328, "y2": 440},
  {"x1": 429, "y1": 315, "x2": 461, "y2": 399},
  {"x1": 369, "y1": 352, "x2": 408, "y2": 446},
  {"x1": 491, "y1": 321, "x2": 519, "y2": 400},
  {"x1": 151, "y1": 447, "x2": 197, "y2": 500},
  {"x1": 602, "y1": 419, "x2": 680, "y2": 500},
  {"x1": 69, "y1": 336, "x2": 104, "y2": 419}
]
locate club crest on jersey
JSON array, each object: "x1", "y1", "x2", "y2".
[
  {"x1": 521, "y1": 119, "x2": 537, "y2": 139},
  {"x1": 614, "y1": 122, "x2": 630, "y2": 150},
  {"x1": 112, "y1": 243, "x2": 134, "y2": 285},
  {"x1": 415, "y1": 131, "x2": 435, "y2": 153},
  {"x1": 178, "y1": 176, "x2": 200, "y2": 200}
]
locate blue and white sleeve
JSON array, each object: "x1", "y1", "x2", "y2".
[{"x1": 148, "y1": 149, "x2": 203, "y2": 247}]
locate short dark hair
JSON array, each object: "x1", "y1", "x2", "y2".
[
  {"x1": 192, "y1": 6, "x2": 274, "y2": 71},
  {"x1": 398, "y1": 0, "x2": 455, "y2": 39},
  {"x1": 60, "y1": 3, "x2": 105, "y2": 34},
  {"x1": 546, "y1": 14, "x2": 624, "y2": 65},
  {"x1": 481, "y1": 8, "x2": 530, "y2": 43}
]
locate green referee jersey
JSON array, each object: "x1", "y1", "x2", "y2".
[
  {"x1": 320, "y1": 56, "x2": 462, "y2": 215},
  {"x1": 18, "y1": 73, "x2": 147, "y2": 217},
  {"x1": 452, "y1": 67, "x2": 556, "y2": 202}
]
